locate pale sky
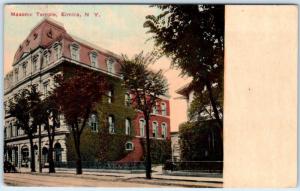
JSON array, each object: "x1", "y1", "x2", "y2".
[{"x1": 4, "y1": 4, "x2": 191, "y2": 132}]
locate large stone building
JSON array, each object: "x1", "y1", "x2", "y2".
[{"x1": 3, "y1": 18, "x2": 170, "y2": 169}]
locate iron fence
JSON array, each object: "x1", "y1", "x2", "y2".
[
  {"x1": 163, "y1": 161, "x2": 223, "y2": 173},
  {"x1": 54, "y1": 161, "x2": 145, "y2": 170}
]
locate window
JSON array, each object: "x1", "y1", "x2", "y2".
[
  {"x1": 152, "y1": 121, "x2": 158, "y2": 138},
  {"x1": 90, "y1": 51, "x2": 98, "y2": 67},
  {"x1": 125, "y1": 142, "x2": 134, "y2": 151},
  {"x1": 108, "y1": 115, "x2": 115, "y2": 134},
  {"x1": 43, "y1": 50, "x2": 50, "y2": 67},
  {"x1": 22, "y1": 62, "x2": 27, "y2": 78},
  {"x1": 152, "y1": 104, "x2": 158, "y2": 115},
  {"x1": 125, "y1": 93, "x2": 131, "y2": 106},
  {"x1": 54, "y1": 143, "x2": 62, "y2": 162},
  {"x1": 70, "y1": 42, "x2": 80, "y2": 61},
  {"x1": 14, "y1": 68, "x2": 19, "y2": 82},
  {"x1": 89, "y1": 113, "x2": 98, "y2": 132},
  {"x1": 15, "y1": 123, "x2": 18, "y2": 136},
  {"x1": 125, "y1": 118, "x2": 131, "y2": 135},
  {"x1": 139, "y1": 119, "x2": 145, "y2": 137},
  {"x1": 161, "y1": 102, "x2": 167, "y2": 116},
  {"x1": 106, "y1": 58, "x2": 115, "y2": 73},
  {"x1": 53, "y1": 42, "x2": 62, "y2": 60},
  {"x1": 21, "y1": 146, "x2": 29, "y2": 163},
  {"x1": 108, "y1": 88, "x2": 114, "y2": 103},
  {"x1": 32, "y1": 54, "x2": 39, "y2": 73},
  {"x1": 43, "y1": 81, "x2": 49, "y2": 96},
  {"x1": 4, "y1": 128, "x2": 7, "y2": 138},
  {"x1": 161, "y1": 123, "x2": 167, "y2": 139},
  {"x1": 10, "y1": 123, "x2": 14, "y2": 137}
]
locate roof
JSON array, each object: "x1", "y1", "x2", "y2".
[{"x1": 13, "y1": 17, "x2": 121, "y2": 65}]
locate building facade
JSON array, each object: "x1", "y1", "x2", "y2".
[{"x1": 3, "y1": 18, "x2": 171, "y2": 169}]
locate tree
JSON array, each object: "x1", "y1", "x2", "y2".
[
  {"x1": 120, "y1": 52, "x2": 168, "y2": 179},
  {"x1": 38, "y1": 94, "x2": 60, "y2": 173},
  {"x1": 144, "y1": 5, "x2": 224, "y2": 136},
  {"x1": 8, "y1": 85, "x2": 40, "y2": 172},
  {"x1": 53, "y1": 69, "x2": 107, "y2": 174}
]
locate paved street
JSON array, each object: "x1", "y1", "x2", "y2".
[{"x1": 4, "y1": 171, "x2": 223, "y2": 188}]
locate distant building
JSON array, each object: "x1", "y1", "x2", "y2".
[{"x1": 4, "y1": 18, "x2": 171, "y2": 169}]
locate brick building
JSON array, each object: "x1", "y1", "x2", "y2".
[{"x1": 3, "y1": 18, "x2": 170, "y2": 169}]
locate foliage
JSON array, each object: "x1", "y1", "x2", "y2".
[
  {"x1": 144, "y1": 5, "x2": 224, "y2": 128},
  {"x1": 141, "y1": 139, "x2": 171, "y2": 164},
  {"x1": 120, "y1": 52, "x2": 168, "y2": 179},
  {"x1": 8, "y1": 85, "x2": 41, "y2": 172},
  {"x1": 65, "y1": 75, "x2": 136, "y2": 162},
  {"x1": 53, "y1": 68, "x2": 108, "y2": 174},
  {"x1": 179, "y1": 120, "x2": 223, "y2": 161}
]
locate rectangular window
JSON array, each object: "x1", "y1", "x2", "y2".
[
  {"x1": 125, "y1": 118, "x2": 131, "y2": 135},
  {"x1": 108, "y1": 116, "x2": 115, "y2": 134},
  {"x1": 22, "y1": 63, "x2": 27, "y2": 77},
  {"x1": 43, "y1": 82, "x2": 49, "y2": 96}
]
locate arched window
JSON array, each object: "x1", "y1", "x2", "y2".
[
  {"x1": 89, "y1": 51, "x2": 98, "y2": 67},
  {"x1": 21, "y1": 146, "x2": 29, "y2": 164},
  {"x1": 161, "y1": 102, "x2": 167, "y2": 116},
  {"x1": 106, "y1": 58, "x2": 115, "y2": 73},
  {"x1": 125, "y1": 118, "x2": 131, "y2": 135},
  {"x1": 152, "y1": 105, "x2": 158, "y2": 115},
  {"x1": 54, "y1": 143, "x2": 62, "y2": 162},
  {"x1": 161, "y1": 123, "x2": 167, "y2": 139},
  {"x1": 70, "y1": 42, "x2": 80, "y2": 61},
  {"x1": 89, "y1": 113, "x2": 99, "y2": 132},
  {"x1": 152, "y1": 121, "x2": 158, "y2": 138},
  {"x1": 139, "y1": 118, "x2": 145, "y2": 137},
  {"x1": 108, "y1": 115, "x2": 115, "y2": 134},
  {"x1": 125, "y1": 141, "x2": 134, "y2": 151},
  {"x1": 42, "y1": 147, "x2": 49, "y2": 166}
]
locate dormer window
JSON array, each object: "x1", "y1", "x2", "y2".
[
  {"x1": 26, "y1": 39, "x2": 30, "y2": 46},
  {"x1": 33, "y1": 33, "x2": 38, "y2": 40},
  {"x1": 47, "y1": 29, "x2": 53, "y2": 38},
  {"x1": 106, "y1": 58, "x2": 115, "y2": 73},
  {"x1": 89, "y1": 51, "x2": 98, "y2": 67},
  {"x1": 53, "y1": 42, "x2": 62, "y2": 60},
  {"x1": 14, "y1": 68, "x2": 19, "y2": 82},
  {"x1": 70, "y1": 42, "x2": 80, "y2": 61}
]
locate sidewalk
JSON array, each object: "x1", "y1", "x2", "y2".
[{"x1": 15, "y1": 166, "x2": 223, "y2": 188}]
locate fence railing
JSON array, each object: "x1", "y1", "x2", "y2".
[
  {"x1": 54, "y1": 161, "x2": 145, "y2": 170},
  {"x1": 163, "y1": 161, "x2": 223, "y2": 173}
]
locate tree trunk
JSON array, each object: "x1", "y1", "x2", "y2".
[
  {"x1": 144, "y1": 114, "x2": 152, "y2": 179},
  {"x1": 29, "y1": 134, "x2": 36, "y2": 172},
  {"x1": 74, "y1": 133, "x2": 82, "y2": 175},
  {"x1": 38, "y1": 125, "x2": 42, "y2": 173},
  {"x1": 205, "y1": 80, "x2": 223, "y2": 140},
  {"x1": 48, "y1": 138, "x2": 55, "y2": 173}
]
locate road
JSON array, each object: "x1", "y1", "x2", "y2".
[
  {"x1": 4, "y1": 173, "x2": 164, "y2": 187},
  {"x1": 4, "y1": 172, "x2": 222, "y2": 187}
]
